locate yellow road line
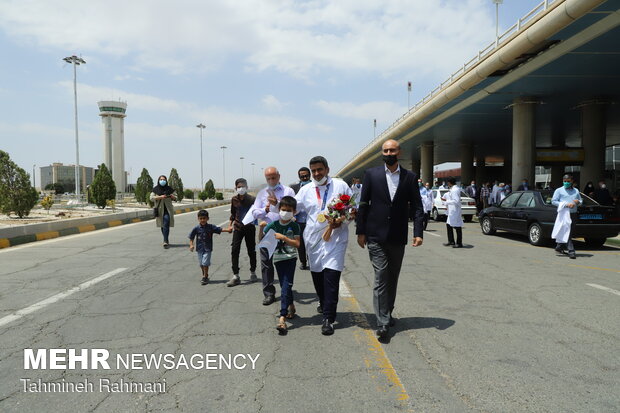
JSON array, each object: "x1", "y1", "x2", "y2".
[
  {"x1": 340, "y1": 279, "x2": 412, "y2": 410},
  {"x1": 567, "y1": 264, "x2": 620, "y2": 274}
]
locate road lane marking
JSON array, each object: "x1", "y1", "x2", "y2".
[
  {"x1": 0, "y1": 268, "x2": 127, "y2": 328},
  {"x1": 567, "y1": 264, "x2": 620, "y2": 274},
  {"x1": 217, "y1": 220, "x2": 230, "y2": 227},
  {"x1": 586, "y1": 283, "x2": 620, "y2": 296},
  {"x1": 339, "y1": 278, "x2": 412, "y2": 409},
  {"x1": 409, "y1": 224, "x2": 441, "y2": 237}
]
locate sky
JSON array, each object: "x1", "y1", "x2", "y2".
[{"x1": 0, "y1": 0, "x2": 543, "y2": 190}]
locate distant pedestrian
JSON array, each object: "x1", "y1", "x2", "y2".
[
  {"x1": 419, "y1": 179, "x2": 433, "y2": 230},
  {"x1": 150, "y1": 175, "x2": 177, "y2": 248},
  {"x1": 252, "y1": 167, "x2": 295, "y2": 306},
  {"x1": 290, "y1": 167, "x2": 312, "y2": 270},
  {"x1": 442, "y1": 177, "x2": 463, "y2": 248},
  {"x1": 517, "y1": 179, "x2": 530, "y2": 191},
  {"x1": 188, "y1": 209, "x2": 232, "y2": 285},
  {"x1": 465, "y1": 180, "x2": 479, "y2": 214},
  {"x1": 350, "y1": 177, "x2": 363, "y2": 206},
  {"x1": 551, "y1": 174, "x2": 582, "y2": 259},
  {"x1": 227, "y1": 178, "x2": 258, "y2": 287},
  {"x1": 480, "y1": 181, "x2": 491, "y2": 210},
  {"x1": 262, "y1": 196, "x2": 301, "y2": 334},
  {"x1": 594, "y1": 180, "x2": 613, "y2": 206}
]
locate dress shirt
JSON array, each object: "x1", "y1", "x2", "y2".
[
  {"x1": 384, "y1": 164, "x2": 400, "y2": 201},
  {"x1": 252, "y1": 183, "x2": 295, "y2": 224}
]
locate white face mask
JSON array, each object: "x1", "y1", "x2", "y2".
[
  {"x1": 313, "y1": 176, "x2": 328, "y2": 186},
  {"x1": 279, "y1": 210, "x2": 294, "y2": 221},
  {"x1": 236, "y1": 187, "x2": 247, "y2": 195}
]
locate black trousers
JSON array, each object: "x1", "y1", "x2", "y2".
[
  {"x1": 260, "y1": 247, "x2": 276, "y2": 298},
  {"x1": 311, "y1": 269, "x2": 341, "y2": 323},
  {"x1": 446, "y1": 224, "x2": 462, "y2": 245},
  {"x1": 297, "y1": 222, "x2": 308, "y2": 266},
  {"x1": 422, "y1": 212, "x2": 429, "y2": 230},
  {"x1": 231, "y1": 224, "x2": 256, "y2": 275}
]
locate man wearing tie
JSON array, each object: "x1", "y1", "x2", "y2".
[
  {"x1": 356, "y1": 139, "x2": 425, "y2": 341},
  {"x1": 252, "y1": 167, "x2": 295, "y2": 305}
]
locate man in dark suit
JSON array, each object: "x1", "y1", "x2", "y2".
[
  {"x1": 290, "y1": 167, "x2": 311, "y2": 270},
  {"x1": 356, "y1": 139, "x2": 425, "y2": 341},
  {"x1": 517, "y1": 179, "x2": 530, "y2": 191},
  {"x1": 465, "y1": 180, "x2": 480, "y2": 215}
]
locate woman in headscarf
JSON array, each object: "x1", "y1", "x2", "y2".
[
  {"x1": 583, "y1": 181, "x2": 595, "y2": 199},
  {"x1": 150, "y1": 175, "x2": 177, "y2": 248}
]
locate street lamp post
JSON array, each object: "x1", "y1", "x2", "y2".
[
  {"x1": 240, "y1": 157, "x2": 244, "y2": 178},
  {"x1": 33, "y1": 164, "x2": 36, "y2": 189},
  {"x1": 251, "y1": 163, "x2": 255, "y2": 188},
  {"x1": 220, "y1": 146, "x2": 227, "y2": 195},
  {"x1": 492, "y1": 0, "x2": 503, "y2": 39},
  {"x1": 196, "y1": 123, "x2": 206, "y2": 189},
  {"x1": 63, "y1": 55, "x2": 86, "y2": 202}
]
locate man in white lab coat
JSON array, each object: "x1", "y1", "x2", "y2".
[
  {"x1": 419, "y1": 179, "x2": 433, "y2": 230},
  {"x1": 442, "y1": 177, "x2": 463, "y2": 248},
  {"x1": 295, "y1": 156, "x2": 353, "y2": 336}
]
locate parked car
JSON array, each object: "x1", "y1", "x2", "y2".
[
  {"x1": 430, "y1": 188, "x2": 477, "y2": 222},
  {"x1": 479, "y1": 190, "x2": 620, "y2": 247}
]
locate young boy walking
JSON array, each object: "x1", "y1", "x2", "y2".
[
  {"x1": 189, "y1": 209, "x2": 232, "y2": 285},
  {"x1": 262, "y1": 196, "x2": 300, "y2": 334}
]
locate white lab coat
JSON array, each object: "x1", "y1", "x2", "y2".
[
  {"x1": 420, "y1": 187, "x2": 433, "y2": 213},
  {"x1": 295, "y1": 177, "x2": 353, "y2": 272},
  {"x1": 551, "y1": 201, "x2": 571, "y2": 244},
  {"x1": 444, "y1": 185, "x2": 463, "y2": 227}
]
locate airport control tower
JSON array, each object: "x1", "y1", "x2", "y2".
[{"x1": 98, "y1": 101, "x2": 127, "y2": 192}]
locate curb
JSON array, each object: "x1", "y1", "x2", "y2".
[{"x1": 0, "y1": 201, "x2": 229, "y2": 249}]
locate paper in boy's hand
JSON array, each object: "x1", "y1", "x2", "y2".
[{"x1": 256, "y1": 229, "x2": 278, "y2": 258}]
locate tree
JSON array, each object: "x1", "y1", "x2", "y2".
[
  {"x1": 90, "y1": 163, "x2": 116, "y2": 209},
  {"x1": 204, "y1": 179, "x2": 216, "y2": 199},
  {"x1": 198, "y1": 191, "x2": 208, "y2": 201},
  {"x1": 135, "y1": 168, "x2": 154, "y2": 205},
  {"x1": 45, "y1": 183, "x2": 65, "y2": 194},
  {"x1": 183, "y1": 189, "x2": 194, "y2": 202},
  {"x1": 0, "y1": 150, "x2": 39, "y2": 218},
  {"x1": 168, "y1": 168, "x2": 184, "y2": 202}
]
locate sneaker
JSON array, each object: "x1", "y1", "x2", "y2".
[
  {"x1": 226, "y1": 276, "x2": 240, "y2": 287},
  {"x1": 249, "y1": 272, "x2": 258, "y2": 282},
  {"x1": 321, "y1": 319, "x2": 334, "y2": 335},
  {"x1": 201, "y1": 277, "x2": 209, "y2": 285}
]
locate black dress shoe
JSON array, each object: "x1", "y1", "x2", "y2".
[
  {"x1": 316, "y1": 304, "x2": 323, "y2": 314},
  {"x1": 554, "y1": 245, "x2": 564, "y2": 253},
  {"x1": 321, "y1": 319, "x2": 334, "y2": 335},
  {"x1": 389, "y1": 316, "x2": 396, "y2": 327},
  {"x1": 568, "y1": 251, "x2": 576, "y2": 259},
  {"x1": 299, "y1": 264, "x2": 310, "y2": 270},
  {"x1": 453, "y1": 244, "x2": 463, "y2": 248},
  {"x1": 262, "y1": 296, "x2": 275, "y2": 306},
  {"x1": 443, "y1": 242, "x2": 455, "y2": 247},
  {"x1": 376, "y1": 325, "x2": 389, "y2": 339}
]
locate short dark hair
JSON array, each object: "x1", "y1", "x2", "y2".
[
  {"x1": 298, "y1": 167, "x2": 310, "y2": 175},
  {"x1": 447, "y1": 177, "x2": 457, "y2": 185},
  {"x1": 279, "y1": 196, "x2": 297, "y2": 210},
  {"x1": 562, "y1": 174, "x2": 573, "y2": 180},
  {"x1": 235, "y1": 178, "x2": 247, "y2": 187},
  {"x1": 309, "y1": 156, "x2": 328, "y2": 168},
  {"x1": 197, "y1": 209, "x2": 209, "y2": 218}
]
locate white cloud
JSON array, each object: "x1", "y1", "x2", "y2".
[
  {"x1": 113, "y1": 74, "x2": 145, "y2": 82},
  {"x1": 0, "y1": 0, "x2": 494, "y2": 79},
  {"x1": 315, "y1": 100, "x2": 405, "y2": 122},
  {"x1": 261, "y1": 95, "x2": 287, "y2": 111}
]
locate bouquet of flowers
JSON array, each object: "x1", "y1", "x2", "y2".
[{"x1": 317, "y1": 193, "x2": 357, "y2": 241}]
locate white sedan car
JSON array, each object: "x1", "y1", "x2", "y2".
[{"x1": 430, "y1": 189, "x2": 477, "y2": 222}]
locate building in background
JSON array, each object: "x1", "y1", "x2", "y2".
[
  {"x1": 98, "y1": 100, "x2": 127, "y2": 192},
  {"x1": 40, "y1": 163, "x2": 94, "y2": 193}
]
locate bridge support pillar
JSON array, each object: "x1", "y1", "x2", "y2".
[
  {"x1": 460, "y1": 143, "x2": 474, "y2": 185},
  {"x1": 580, "y1": 101, "x2": 607, "y2": 189},
  {"x1": 512, "y1": 97, "x2": 537, "y2": 188},
  {"x1": 476, "y1": 157, "x2": 486, "y2": 184},
  {"x1": 420, "y1": 143, "x2": 434, "y2": 185}
]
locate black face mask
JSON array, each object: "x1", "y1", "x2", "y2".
[{"x1": 383, "y1": 154, "x2": 398, "y2": 166}]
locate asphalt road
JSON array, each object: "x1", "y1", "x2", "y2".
[{"x1": 0, "y1": 205, "x2": 618, "y2": 412}]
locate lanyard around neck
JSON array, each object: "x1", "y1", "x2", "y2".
[{"x1": 315, "y1": 183, "x2": 330, "y2": 210}]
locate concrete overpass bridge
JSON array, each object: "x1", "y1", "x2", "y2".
[{"x1": 337, "y1": 0, "x2": 620, "y2": 191}]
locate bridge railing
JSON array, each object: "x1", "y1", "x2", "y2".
[{"x1": 345, "y1": 0, "x2": 559, "y2": 170}]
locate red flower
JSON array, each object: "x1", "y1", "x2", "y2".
[
  {"x1": 334, "y1": 202, "x2": 345, "y2": 211},
  {"x1": 339, "y1": 194, "x2": 351, "y2": 203}
]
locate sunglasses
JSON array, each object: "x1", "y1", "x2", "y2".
[{"x1": 299, "y1": 175, "x2": 310, "y2": 180}]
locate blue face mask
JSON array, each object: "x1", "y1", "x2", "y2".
[
  {"x1": 563, "y1": 181, "x2": 571, "y2": 189},
  {"x1": 159, "y1": 180, "x2": 167, "y2": 186},
  {"x1": 268, "y1": 184, "x2": 278, "y2": 190},
  {"x1": 418, "y1": 182, "x2": 422, "y2": 187},
  {"x1": 300, "y1": 180, "x2": 311, "y2": 187}
]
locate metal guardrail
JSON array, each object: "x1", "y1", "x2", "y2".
[{"x1": 345, "y1": 0, "x2": 559, "y2": 170}]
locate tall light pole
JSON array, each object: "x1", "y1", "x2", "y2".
[
  {"x1": 373, "y1": 119, "x2": 377, "y2": 139},
  {"x1": 32, "y1": 164, "x2": 36, "y2": 189},
  {"x1": 407, "y1": 81, "x2": 412, "y2": 109},
  {"x1": 240, "y1": 156, "x2": 244, "y2": 178},
  {"x1": 220, "y1": 146, "x2": 227, "y2": 194},
  {"x1": 63, "y1": 55, "x2": 86, "y2": 201},
  {"x1": 492, "y1": 0, "x2": 503, "y2": 39},
  {"x1": 251, "y1": 162, "x2": 255, "y2": 188},
  {"x1": 196, "y1": 123, "x2": 206, "y2": 189}
]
